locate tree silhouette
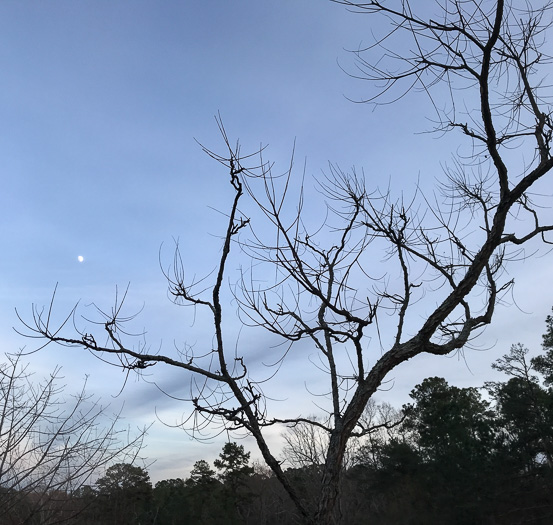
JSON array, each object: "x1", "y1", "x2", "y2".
[
  {"x1": 95, "y1": 463, "x2": 152, "y2": 525},
  {"x1": 21, "y1": 1, "x2": 553, "y2": 523},
  {"x1": 0, "y1": 353, "x2": 145, "y2": 525}
]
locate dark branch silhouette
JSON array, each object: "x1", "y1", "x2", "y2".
[{"x1": 20, "y1": 2, "x2": 553, "y2": 523}]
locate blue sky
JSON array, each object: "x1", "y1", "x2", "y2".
[{"x1": 1, "y1": 1, "x2": 552, "y2": 482}]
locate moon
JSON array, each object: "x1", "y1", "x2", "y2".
[{"x1": 77, "y1": 255, "x2": 84, "y2": 263}]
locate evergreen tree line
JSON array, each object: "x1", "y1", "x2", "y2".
[{"x1": 4, "y1": 313, "x2": 553, "y2": 525}]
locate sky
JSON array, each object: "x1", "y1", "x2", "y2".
[{"x1": 1, "y1": 1, "x2": 552, "y2": 483}]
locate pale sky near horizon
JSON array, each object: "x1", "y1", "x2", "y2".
[{"x1": 1, "y1": 1, "x2": 552, "y2": 483}]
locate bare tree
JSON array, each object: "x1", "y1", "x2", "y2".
[
  {"x1": 19, "y1": 1, "x2": 553, "y2": 523},
  {"x1": 282, "y1": 401, "x2": 402, "y2": 473},
  {"x1": 0, "y1": 352, "x2": 146, "y2": 525},
  {"x1": 282, "y1": 419, "x2": 330, "y2": 474},
  {"x1": 281, "y1": 400, "x2": 403, "y2": 517}
]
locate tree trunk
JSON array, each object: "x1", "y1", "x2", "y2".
[{"x1": 315, "y1": 428, "x2": 349, "y2": 525}]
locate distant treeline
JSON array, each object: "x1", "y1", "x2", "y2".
[{"x1": 3, "y1": 313, "x2": 553, "y2": 525}]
